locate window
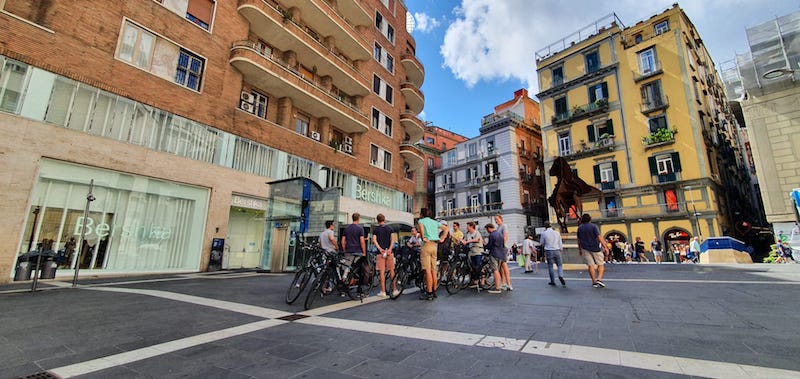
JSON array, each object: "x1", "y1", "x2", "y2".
[
  {"x1": 468, "y1": 166, "x2": 478, "y2": 180},
  {"x1": 446, "y1": 151, "x2": 456, "y2": 166},
  {"x1": 634, "y1": 34, "x2": 643, "y2": 44},
  {"x1": 585, "y1": 51, "x2": 600, "y2": 73},
  {"x1": 638, "y1": 47, "x2": 658, "y2": 75},
  {"x1": 370, "y1": 144, "x2": 392, "y2": 171},
  {"x1": 648, "y1": 115, "x2": 667, "y2": 133},
  {"x1": 371, "y1": 108, "x2": 393, "y2": 136},
  {"x1": 372, "y1": 75, "x2": 393, "y2": 103},
  {"x1": 640, "y1": 80, "x2": 663, "y2": 109},
  {"x1": 295, "y1": 114, "x2": 309, "y2": 136},
  {"x1": 593, "y1": 162, "x2": 618, "y2": 185},
  {"x1": 470, "y1": 195, "x2": 480, "y2": 208},
  {"x1": 558, "y1": 132, "x2": 571, "y2": 155},
  {"x1": 185, "y1": 0, "x2": 215, "y2": 30},
  {"x1": 375, "y1": 11, "x2": 394, "y2": 43},
  {"x1": 428, "y1": 158, "x2": 434, "y2": 168},
  {"x1": 554, "y1": 96, "x2": 568, "y2": 117},
  {"x1": 374, "y1": 43, "x2": 394, "y2": 73},
  {"x1": 118, "y1": 22, "x2": 155, "y2": 69},
  {"x1": 665, "y1": 189, "x2": 679, "y2": 212},
  {"x1": 656, "y1": 155, "x2": 673, "y2": 174},
  {"x1": 0, "y1": 59, "x2": 28, "y2": 113},
  {"x1": 587, "y1": 119, "x2": 614, "y2": 142},
  {"x1": 446, "y1": 199, "x2": 455, "y2": 211},
  {"x1": 654, "y1": 20, "x2": 669, "y2": 35},
  {"x1": 648, "y1": 153, "x2": 682, "y2": 182},
  {"x1": 485, "y1": 161, "x2": 499, "y2": 176},
  {"x1": 552, "y1": 66, "x2": 564, "y2": 86},
  {"x1": 588, "y1": 82, "x2": 609, "y2": 103},
  {"x1": 485, "y1": 190, "x2": 502, "y2": 207},
  {"x1": 486, "y1": 140, "x2": 495, "y2": 154},
  {"x1": 242, "y1": 90, "x2": 268, "y2": 119},
  {"x1": 175, "y1": 50, "x2": 204, "y2": 90},
  {"x1": 426, "y1": 137, "x2": 435, "y2": 145},
  {"x1": 468, "y1": 143, "x2": 477, "y2": 158}
]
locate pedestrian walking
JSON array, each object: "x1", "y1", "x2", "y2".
[
  {"x1": 493, "y1": 214, "x2": 513, "y2": 291},
  {"x1": 539, "y1": 221, "x2": 565, "y2": 287},
  {"x1": 522, "y1": 234, "x2": 537, "y2": 273},
  {"x1": 635, "y1": 237, "x2": 649, "y2": 263},
  {"x1": 689, "y1": 236, "x2": 701, "y2": 263},
  {"x1": 651, "y1": 236, "x2": 663, "y2": 264},
  {"x1": 418, "y1": 208, "x2": 449, "y2": 300},
  {"x1": 576, "y1": 213, "x2": 608, "y2": 288},
  {"x1": 371, "y1": 214, "x2": 398, "y2": 297}
]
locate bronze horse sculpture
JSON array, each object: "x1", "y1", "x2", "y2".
[{"x1": 547, "y1": 156, "x2": 603, "y2": 233}]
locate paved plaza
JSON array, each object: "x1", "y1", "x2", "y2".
[{"x1": 2, "y1": 263, "x2": 800, "y2": 379}]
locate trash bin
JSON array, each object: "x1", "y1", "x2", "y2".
[
  {"x1": 40, "y1": 259, "x2": 57, "y2": 279},
  {"x1": 14, "y1": 261, "x2": 32, "y2": 281}
]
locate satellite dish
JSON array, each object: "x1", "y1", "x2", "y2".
[{"x1": 406, "y1": 11, "x2": 415, "y2": 33}]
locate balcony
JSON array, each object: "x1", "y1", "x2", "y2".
[
  {"x1": 237, "y1": 0, "x2": 370, "y2": 96},
  {"x1": 640, "y1": 95, "x2": 669, "y2": 114},
  {"x1": 437, "y1": 202, "x2": 504, "y2": 218},
  {"x1": 400, "y1": 111, "x2": 424, "y2": 143},
  {"x1": 401, "y1": 52, "x2": 425, "y2": 87},
  {"x1": 250, "y1": 0, "x2": 371, "y2": 61},
  {"x1": 642, "y1": 128, "x2": 676, "y2": 149},
  {"x1": 400, "y1": 81, "x2": 425, "y2": 115},
  {"x1": 551, "y1": 98, "x2": 609, "y2": 126},
  {"x1": 229, "y1": 42, "x2": 369, "y2": 134},
  {"x1": 600, "y1": 181, "x2": 617, "y2": 191},
  {"x1": 656, "y1": 172, "x2": 678, "y2": 183},
  {"x1": 480, "y1": 172, "x2": 501, "y2": 183},
  {"x1": 399, "y1": 143, "x2": 424, "y2": 171},
  {"x1": 562, "y1": 135, "x2": 616, "y2": 161},
  {"x1": 481, "y1": 110, "x2": 527, "y2": 131},
  {"x1": 633, "y1": 61, "x2": 663, "y2": 83},
  {"x1": 437, "y1": 183, "x2": 455, "y2": 193}
]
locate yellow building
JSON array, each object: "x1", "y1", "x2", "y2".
[{"x1": 535, "y1": 5, "x2": 744, "y2": 252}]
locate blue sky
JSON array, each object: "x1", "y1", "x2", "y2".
[{"x1": 406, "y1": 0, "x2": 800, "y2": 139}]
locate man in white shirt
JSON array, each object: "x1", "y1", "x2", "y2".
[
  {"x1": 522, "y1": 234, "x2": 537, "y2": 273},
  {"x1": 539, "y1": 221, "x2": 565, "y2": 287}
]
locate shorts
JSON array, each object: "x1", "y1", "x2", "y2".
[
  {"x1": 581, "y1": 249, "x2": 605, "y2": 267},
  {"x1": 487, "y1": 256, "x2": 502, "y2": 272},
  {"x1": 653, "y1": 250, "x2": 662, "y2": 256},
  {"x1": 376, "y1": 253, "x2": 395, "y2": 271},
  {"x1": 421, "y1": 241, "x2": 437, "y2": 274}
]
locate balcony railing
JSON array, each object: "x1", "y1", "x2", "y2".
[
  {"x1": 640, "y1": 95, "x2": 669, "y2": 114},
  {"x1": 437, "y1": 183, "x2": 455, "y2": 193},
  {"x1": 551, "y1": 98, "x2": 609, "y2": 126},
  {"x1": 561, "y1": 135, "x2": 616, "y2": 161},
  {"x1": 600, "y1": 181, "x2": 617, "y2": 190},
  {"x1": 437, "y1": 202, "x2": 504, "y2": 218},
  {"x1": 482, "y1": 110, "x2": 526, "y2": 127},
  {"x1": 633, "y1": 61, "x2": 663, "y2": 82},
  {"x1": 642, "y1": 128, "x2": 676, "y2": 149}
]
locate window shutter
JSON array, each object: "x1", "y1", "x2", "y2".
[
  {"x1": 611, "y1": 161, "x2": 619, "y2": 181},
  {"x1": 187, "y1": 0, "x2": 214, "y2": 26},
  {"x1": 671, "y1": 152, "x2": 682, "y2": 172},
  {"x1": 648, "y1": 156, "x2": 658, "y2": 175},
  {"x1": 587, "y1": 125, "x2": 596, "y2": 142},
  {"x1": 593, "y1": 165, "x2": 601, "y2": 183},
  {"x1": 601, "y1": 82, "x2": 609, "y2": 98},
  {"x1": 588, "y1": 86, "x2": 596, "y2": 103},
  {"x1": 606, "y1": 119, "x2": 614, "y2": 135}
]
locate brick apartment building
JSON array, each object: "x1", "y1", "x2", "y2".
[
  {"x1": 415, "y1": 125, "x2": 468, "y2": 216},
  {"x1": 0, "y1": 0, "x2": 425, "y2": 282}
]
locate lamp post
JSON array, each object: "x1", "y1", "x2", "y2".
[{"x1": 72, "y1": 179, "x2": 96, "y2": 287}]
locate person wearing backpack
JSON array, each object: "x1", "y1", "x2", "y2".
[{"x1": 372, "y1": 214, "x2": 398, "y2": 298}]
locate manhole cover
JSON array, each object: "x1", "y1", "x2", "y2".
[
  {"x1": 19, "y1": 372, "x2": 58, "y2": 379},
  {"x1": 277, "y1": 313, "x2": 310, "y2": 321}
]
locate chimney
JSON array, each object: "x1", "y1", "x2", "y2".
[{"x1": 514, "y1": 88, "x2": 528, "y2": 99}]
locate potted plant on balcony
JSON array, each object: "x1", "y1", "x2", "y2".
[
  {"x1": 571, "y1": 105, "x2": 585, "y2": 116},
  {"x1": 642, "y1": 128, "x2": 676, "y2": 145},
  {"x1": 595, "y1": 98, "x2": 608, "y2": 108}
]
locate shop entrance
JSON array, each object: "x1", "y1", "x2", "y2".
[{"x1": 225, "y1": 207, "x2": 265, "y2": 269}]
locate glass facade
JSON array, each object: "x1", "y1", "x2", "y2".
[{"x1": 18, "y1": 159, "x2": 209, "y2": 273}]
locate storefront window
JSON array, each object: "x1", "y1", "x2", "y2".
[{"x1": 17, "y1": 159, "x2": 209, "y2": 273}]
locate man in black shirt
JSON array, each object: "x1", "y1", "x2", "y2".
[{"x1": 372, "y1": 214, "x2": 398, "y2": 297}]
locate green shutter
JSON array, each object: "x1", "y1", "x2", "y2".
[
  {"x1": 648, "y1": 156, "x2": 658, "y2": 175},
  {"x1": 611, "y1": 161, "x2": 619, "y2": 181},
  {"x1": 587, "y1": 125, "x2": 596, "y2": 142},
  {"x1": 593, "y1": 165, "x2": 601, "y2": 183},
  {"x1": 671, "y1": 152, "x2": 682, "y2": 172},
  {"x1": 601, "y1": 82, "x2": 609, "y2": 98},
  {"x1": 606, "y1": 119, "x2": 614, "y2": 135}
]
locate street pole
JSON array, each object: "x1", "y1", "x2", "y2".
[
  {"x1": 28, "y1": 206, "x2": 42, "y2": 292},
  {"x1": 685, "y1": 186, "x2": 701, "y2": 240},
  {"x1": 72, "y1": 179, "x2": 96, "y2": 287}
]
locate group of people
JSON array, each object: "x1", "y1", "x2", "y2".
[{"x1": 605, "y1": 236, "x2": 701, "y2": 264}]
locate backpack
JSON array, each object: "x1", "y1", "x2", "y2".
[{"x1": 353, "y1": 256, "x2": 373, "y2": 286}]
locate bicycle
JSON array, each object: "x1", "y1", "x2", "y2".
[
  {"x1": 444, "y1": 245, "x2": 472, "y2": 294},
  {"x1": 303, "y1": 252, "x2": 373, "y2": 310},
  {"x1": 389, "y1": 245, "x2": 424, "y2": 299},
  {"x1": 285, "y1": 242, "x2": 328, "y2": 304}
]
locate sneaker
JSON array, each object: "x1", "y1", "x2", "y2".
[
  {"x1": 469, "y1": 284, "x2": 479, "y2": 289},
  {"x1": 376, "y1": 292, "x2": 388, "y2": 298},
  {"x1": 392, "y1": 289, "x2": 401, "y2": 297},
  {"x1": 419, "y1": 292, "x2": 429, "y2": 300},
  {"x1": 592, "y1": 283, "x2": 601, "y2": 288},
  {"x1": 548, "y1": 282, "x2": 556, "y2": 286},
  {"x1": 427, "y1": 292, "x2": 435, "y2": 301},
  {"x1": 506, "y1": 285, "x2": 514, "y2": 291},
  {"x1": 501, "y1": 284, "x2": 509, "y2": 290},
  {"x1": 596, "y1": 280, "x2": 605, "y2": 288},
  {"x1": 488, "y1": 289, "x2": 502, "y2": 294},
  {"x1": 559, "y1": 277, "x2": 566, "y2": 286},
  {"x1": 432, "y1": 291, "x2": 438, "y2": 298}
]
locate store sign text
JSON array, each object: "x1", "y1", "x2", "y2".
[
  {"x1": 74, "y1": 217, "x2": 172, "y2": 240},
  {"x1": 231, "y1": 195, "x2": 266, "y2": 210},
  {"x1": 355, "y1": 183, "x2": 391, "y2": 207}
]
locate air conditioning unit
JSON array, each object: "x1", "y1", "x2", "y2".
[
  {"x1": 310, "y1": 131, "x2": 321, "y2": 141},
  {"x1": 343, "y1": 144, "x2": 353, "y2": 153},
  {"x1": 240, "y1": 92, "x2": 254, "y2": 103},
  {"x1": 239, "y1": 101, "x2": 254, "y2": 113},
  {"x1": 343, "y1": 136, "x2": 353, "y2": 145}
]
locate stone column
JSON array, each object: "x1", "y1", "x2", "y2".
[
  {"x1": 277, "y1": 97, "x2": 293, "y2": 128},
  {"x1": 318, "y1": 117, "x2": 331, "y2": 144}
]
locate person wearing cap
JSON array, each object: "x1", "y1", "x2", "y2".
[
  {"x1": 539, "y1": 220, "x2": 565, "y2": 287},
  {"x1": 437, "y1": 219, "x2": 453, "y2": 265},
  {"x1": 418, "y1": 208, "x2": 449, "y2": 300}
]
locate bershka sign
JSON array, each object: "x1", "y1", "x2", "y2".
[
  {"x1": 74, "y1": 217, "x2": 172, "y2": 240},
  {"x1": 231, "y1": 195, "x2": 266, "y2": 210},
  {"x1": 355, "y1": 182, "x2": 391, "y2": 207}
]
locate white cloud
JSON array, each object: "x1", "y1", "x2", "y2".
[
  {"x1": 438, "y1": 0, "x2": 789, "y2": 92},
  {"x1": 413, "y1": 12, "x2": 440, "y2": 33}
]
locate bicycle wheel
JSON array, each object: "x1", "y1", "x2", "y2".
[
  {"x1": 286, "y1": 268, "x2": 311, "y2": 304},
  {"x1": 390, "y1": 270, "x2": 408, "y2": 299},
  {"x1": 304, "y1": 271, "x2": 328, "y2": 310},
  {"x1": 480, "y1": 263, "x2": 496, "y2": 291},
  {"x1": 446, "y1": 264, "x2": 468, "y2": 295}
]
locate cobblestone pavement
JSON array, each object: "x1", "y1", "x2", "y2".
[{"x1": 2, "y1": 263, "x2": 800, "y2": 378}]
